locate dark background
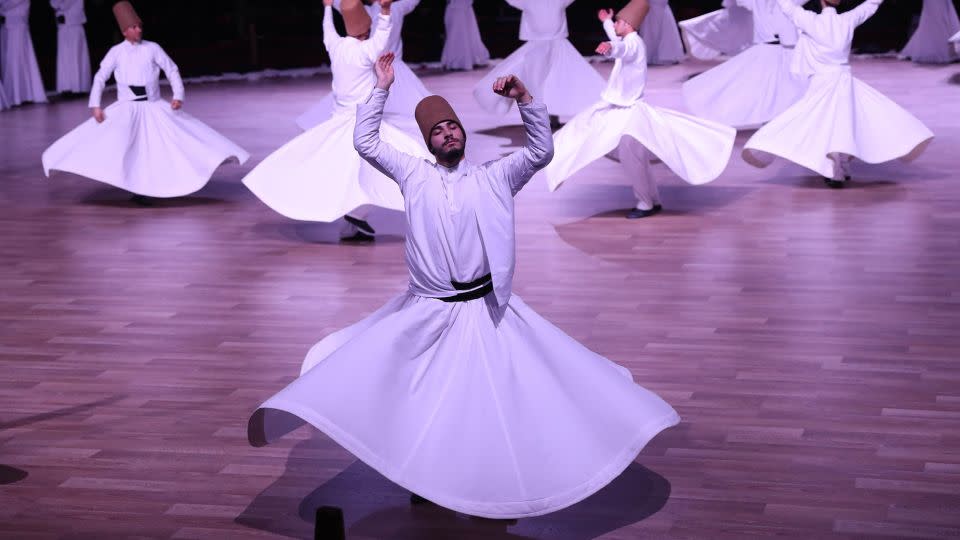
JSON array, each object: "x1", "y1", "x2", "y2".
[{"x1": 18, "y1": 0, "x2": 953, "y2": 86}]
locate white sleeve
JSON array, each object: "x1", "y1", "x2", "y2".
[
  {"x1": 354, "y1": 89, "x2": 424, "y2": 189},
  {"x1": 602, "y1": 18, "x2": 617, "y2": 41},
  {"x1": 88, "y1": 47, "x2": 119, "y2": 108},
  {"x1": 153, "y1": 44, "x2": 185, "y2": 102}
]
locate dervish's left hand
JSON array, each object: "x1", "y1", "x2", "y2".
[
  {"x1": 596, "y1": 42, "x2": 613, "y2": 56},
  {"x1": 171, "y1": 99, "x2": 183, "y2": 110},
  {"x1": 375, "y1": 52, "x2": 396, "y2": 90},
  {"x1": 492, "y1": 75, "x2": 532, "y2": 105}
]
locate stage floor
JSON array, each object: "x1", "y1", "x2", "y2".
[{"x1": 1, "y1": 57, "x2": 959, "y2": 539}]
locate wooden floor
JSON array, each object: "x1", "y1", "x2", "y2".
[{"x1": 2, "y1": 57, "x2": 960, "y2": 540}]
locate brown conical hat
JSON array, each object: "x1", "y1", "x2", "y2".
[
  {"x1": 342, "y1": 0, "x2": 372, "y2": 37},
  {"x1": 616, "y1": 0, "x2": 650, "y2": 31},
  {"x1": 112, "y1": 1, "x2": 141, "y2": 31},
  {"x1": 414, "y1": 95, "x2": 465, "y2": 149}
]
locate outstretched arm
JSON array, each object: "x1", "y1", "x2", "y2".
[
  {"x1": 845, "y1": 0, "x2": 883, "y2": 28},
  {"x1": 322, "y1": 1, "x2": 343, "y2": 52},
  {"x1": 359, "y1": 1, "x2": 393, "y2": 62},
  {"x1": 354, "y1": 53, "x2": 424, "y2": 189},
  {"x1": 599, "y1": 9, "x2": 618, "y2": 41},
  {"x1": 489, "y1": 75, "x2": 554, "y2": 196},
  {"x1": 775, "y1": 0, "x2": 817, "y2": 34}
]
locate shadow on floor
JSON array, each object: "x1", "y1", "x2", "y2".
[{"x1": 237, "y1": 434, "x2": 671, "y2": 540}]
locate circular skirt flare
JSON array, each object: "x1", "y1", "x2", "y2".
[
  {"x1": 296, "y1": 60, "x2": 430, "y2": 131},
  {"x1": 41, "y1": 100, "x2": 249, "y2": 197},
  {"x1": 743, "y1": 71, "x2": 934, "y2": 178},
  {"x1": 473, "y1": 39, "x2": 605, "y2": 119},
  {"x1": 248, "y1": 293, "x2": 680, "y2": 519},
  {"x1": 242, "y1": 110, "x2": 430, "y2": 222},
  {"x1": 543, "y1": 99, "x2": 736, "y2": 191},
  {"x1": 682, "y1": 44, "x2": 808, "y2": 129}
]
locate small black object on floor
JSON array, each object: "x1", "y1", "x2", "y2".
[{"x1": 315, "y1": 506, "x2": 345, "y2": 540}]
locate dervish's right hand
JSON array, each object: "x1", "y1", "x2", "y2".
[
  {"x1": 92, "y1": 107, "x2": 105, "y2": 123},
  {"x1": 598, "y1": 9, "x2": 614, "y2": 22},
  {"x1": 322, "y1": 0, "x2": 333, "y2": 6},
  {"x1": 596, "y1": 42, "x2": 613, "y2": 56},
  {"x1": 375, "y1": 52, "x2": 396, "y2": 90}
]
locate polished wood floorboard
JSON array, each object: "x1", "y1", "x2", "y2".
[{"x1": 1, "y1": 58, "x2": 959, "y2": 539}]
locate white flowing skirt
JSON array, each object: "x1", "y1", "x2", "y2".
[
  {"x1": 0, "y1": 23, "x2": 48, "y2": 105},
  {"x1": 248, "y1": 292, "x2": 680, "y2": 519},
  {"x1": 899, "y1": 0, "x2": 960, "y2": 64},
  {"x1": 296, "y1": 60, "x2": 430, "y2": 131},
  {"x1": 641, "y1": 4, "x2": 685, "y2": 65},
  {"x1": 679, "y1": 7, "x2": 753, "y2": 61},
  {"x1": 0, "y1": 83, "x2": 9, "y2": 110},
  {"x1": 244, "y1": 110, "x2": 429, "y2": 222},
  {"x1": 42, "y1": 100, "x2": 250, "y2": 197},
  {"x1": 441, "y1": 1, "x2": 490, "y2": 70},
  {"x1": 743, "y1": 71, "x2": 934, "y2": 178},
  {"x1": 55, "y1": 25, "x2": 92, "y2": 93},
  {"x1": 544, "y1": 99, "x2": 736, "y2": 191},
  {"x1": 682, "y1": 44, "x2": 808, "y2": 129},
  {"x1": 473, "y1": 39, "x2": 605, "y2": 118}
]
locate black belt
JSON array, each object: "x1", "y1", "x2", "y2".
[
  {"x1": 129, "y1": 85, "x2": 148, "y2": 101},
  {"x1": 57, "y1": 15, "x2": 66, "y2": 24},
  {"x1": 439, "y1": 273, "x2": 492, "y2": 303}
]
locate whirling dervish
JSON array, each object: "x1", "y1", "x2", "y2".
[
  {"x1": 296, "y1": 0, "x2": 429, "y2": 130},
  {"x1": 243, "y1": 0, "x2": 431, "y2": 242},
  {"x1": 473, "y1": 0, "x2": 605, "y2": 121},
  {"x1": 640, "y1": 0, "x2": 684, "y2": 65},
  {"x1": 682, "y1": 0, "x2": 809, "y2": 130},
  {"x1": 441, "y1": 0, "x2": 491, "y2": 70},
  {"x1": 678, "y1": 0, "x2": 753, "y2": 61},
  {"x1": 899, "y1": 0, "x2": 960, "y2": 65},
  {"x1": 544, "y1": 1, "x2": 736, "y2": 219},
  {"x1": 743, "y1": 0, "x2": 934, "y2": 188}
]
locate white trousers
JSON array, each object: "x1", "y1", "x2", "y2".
[{"x1": 619, "y1": 138, "x2": 661, "y2": 210}]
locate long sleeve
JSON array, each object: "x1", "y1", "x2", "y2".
[
  {"x1": 153, "y1": 44, "x2": 185, "y2": 101},
  {"x1": 359, "y1": 13, "x2": 392, "y2": 62},
  {"x1": 602, "y1": 18, "x2": 617, "y2": 41},
  {"x1": 845, "y1": 0, "x2": 882, "y2": 27},
  {"x1": 776, "y1": 0, "x2": 816, "y2": 33},
  {"x1": 354, "y1": 88, "x2": 424, "y2": 189},
  {"x1": 323, "y1": 6, "x2": 342, "y2": 53},
  {"x1": 504, "y1": 0, "x2": 524, "y2": 10},
  {"x1": 494, "y1": 101, "x2": 554, "y2": 196},
  {"x1": 607, "y1": 34, "x2": 640, "y2": 61},
  {"x1": 393, "y1": 0, "x2": 421, "y2": 17},
  {"x1": 88, "y1": 47, "x2": 118, "y2": 108}
]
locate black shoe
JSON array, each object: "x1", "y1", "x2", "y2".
[
  {"x1": 314, "y1": 506, "x2": 345, "y2": 540},
  {"x1": 410, "y1": 493, "x2": 432, "y2": 506},
  {"x1": 130, "y1": 194, "x2": 155, "y2": 206},
  {"x1": 626, "y1": 204, "x2": 662, "y2": 219},
  {"x1": 344, "y1": 215, "x2": 376, "y2": 235},
  {"x1": 339, "y1": 231, "x2": 375, "y2": 243},
  {"x1": 822, "y1": 177, "x2": 845, "y2": 189}
]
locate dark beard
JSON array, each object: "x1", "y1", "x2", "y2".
[{"x1": 432, "y1": 142, "x2": 465, "y2": 164}]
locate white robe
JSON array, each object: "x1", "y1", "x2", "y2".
[
  {"x1": 544, "y1": 23, "x2": 735, "y2": 208},
  {"x1": 952, "y1": 30, "x2": 960, "y2": 55},
  {"x1": 900, "y1": 0, "x2": 960, "y2": 64},
  {"x1": 297, "y1": 0, "x2": 429, "y2": 131},
  {"x1": 0, "y1": 0, "x2": 47, "y2": 105},
  {"x1": 0, "y1": 80, "x2": 9, "y2": 110},
  {"x1": 245, "y1": 8, "x2": 430, "y2": 222},
  {"x1": 682, "y1": 0, "x2": 808, "y2": 129},
  {"x1": 678, "y1": 0, "x2": 753, "y2": 60},
  {"x1": 640, "y1": 0, "x2": 685, "y2": 65},
  {"x1": 441, "y1": 0, "x2": 490, "y2": 70},
  {"x1": 473, "y1": 0, "x2": 605, "y2": 119},
  {"x1": 50, "y1": 0, "x2": 91, "y2": 93},
  {"x1": 41, "y1": 40, "x2": 250, "y2": 197},
  {"x1": 248, "y1": 87, "x2": 680, "y2": 519},
  {"x1": 743, "y1": 0, "x2": 934, "y2": 179}
]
